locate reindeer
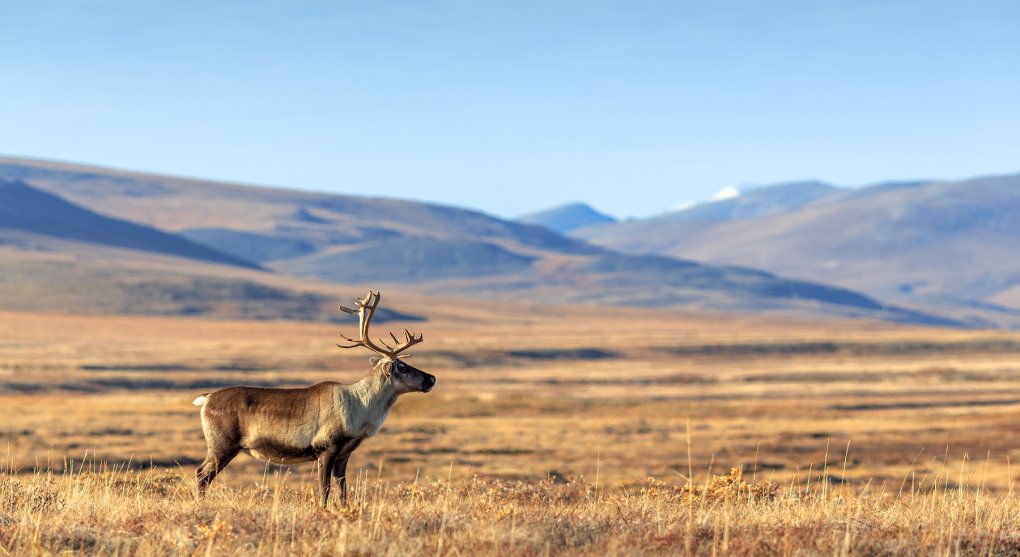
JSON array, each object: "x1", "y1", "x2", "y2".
[{"x1": 192, "y1": 291, "x2": 436, "y2": 506}]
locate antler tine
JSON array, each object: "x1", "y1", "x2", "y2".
[
  {"x1": 389, "y1": 329, "x2": 424, "y2": 356},
  {"x1": 336, "y1": 328, "x2": 364, "y2": 350},
  {"x1": 361, "y1": 291, "x2": 381, "y2": 309},
  {"x1": 339, "y1": 291, "x2": 377, "y2": 315},
  {"x1": 337, "y1": 326, "x2": 362, "y2": 345}
]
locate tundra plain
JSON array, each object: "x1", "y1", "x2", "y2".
[{"x1": 4, "y1": 301, "x2": 1020, "y2": 555}]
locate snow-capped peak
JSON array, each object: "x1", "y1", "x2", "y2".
[
  {"x1": 667, "y1": 200, "x2": 696, "y2": 213},
  {"x1": 708, "y1": 184, "x2": 741, "y2": 202}
]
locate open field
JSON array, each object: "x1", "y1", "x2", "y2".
[{"x1": 4, "y1": 302, "x2": 1020, "y2": 554}]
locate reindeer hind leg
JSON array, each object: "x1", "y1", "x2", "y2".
[{"x1": 196, "y1": 444, "x2": 239, "y2": 497}]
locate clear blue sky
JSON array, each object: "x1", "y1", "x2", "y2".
[{"x1": 1, "y1": 1, "x2": 1017, "y2": 218}]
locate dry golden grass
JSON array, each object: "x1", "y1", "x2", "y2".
[
  {"x1": 4, "y1": 460, "x2": 1020, "y2": 555},
  {"x1": 5, "y1": 303, "x2": 1020, "y2": 554}
]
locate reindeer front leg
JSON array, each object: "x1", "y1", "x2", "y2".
[
  {"x1": 333, "y1": 456, "x2": 350, "y2": 502},
  {"x1": 316, "y1": 448, "x2": 340, "y2": 507},
  {"x1": 332, "y1": 437, "x2": 363, "y2": 504}
]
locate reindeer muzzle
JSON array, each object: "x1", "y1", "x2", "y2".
[{"x1": 421, "y1": 374, "x2": 436, "y2": 393}]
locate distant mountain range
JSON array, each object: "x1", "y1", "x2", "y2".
[
  {"x1": 0, "y1": 155, "x2": 948, "y2": 325},
  {"x1": 515, "y1": 203, "x2": 616, "y2": 233},
  {"x1": 572, "y1": 174, "x2": 1020, "y2": 327}
]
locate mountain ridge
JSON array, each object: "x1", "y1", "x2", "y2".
[{"x1": 662, "y1": 180, "x2": 840, "y2": 222}]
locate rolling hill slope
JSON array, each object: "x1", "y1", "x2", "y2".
[{"x1": 0, "y1": 181, "x2": 259, "y2": 269}]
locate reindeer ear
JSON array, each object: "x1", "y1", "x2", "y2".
[{"x1": 369, "y1": 356, "x2": 382, "y2": 366}]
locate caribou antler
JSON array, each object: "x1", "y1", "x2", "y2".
[{"x1": 337, "y1": 291, "x2": 423, "y2": 358}]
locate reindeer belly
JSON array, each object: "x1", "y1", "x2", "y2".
[
  {"x1": 243, "y1": 443, "x2": 317, "y2": 464},
  {"x1": 238, "y1": 415, "x2": 320, "y2": 464}
]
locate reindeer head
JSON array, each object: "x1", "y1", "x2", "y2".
[{"x1": 337, "y1": 291, "x2": 437, "y2": 394}]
